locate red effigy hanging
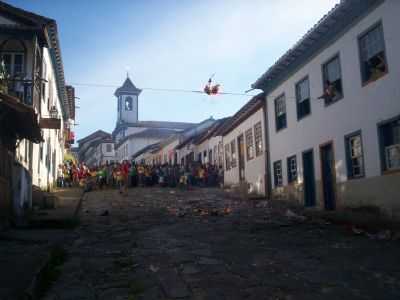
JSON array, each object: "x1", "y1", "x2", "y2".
[{"x1": 203, "y1": 77, "x2": 220, "y2": 95}]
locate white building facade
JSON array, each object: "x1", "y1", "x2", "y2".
[
  {"x1": 193, "y1": 118, "x2": 229, "y2": 167},
  {"x1": 222, "y1": 95, "x2": 267, "y2": 196},
  {"x1": 78, "y1": 130, "x2": 113, "y2": 167},
  {"x1": 253, "y1": 0, "x2": 400, "y2": 215},
  {"x1": 0, "y1": 3, "x2": 72, "y2": 191}
]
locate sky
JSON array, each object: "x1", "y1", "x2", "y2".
[{"x1": 6, "y1": 0, "x2": 340, "y2": 142}]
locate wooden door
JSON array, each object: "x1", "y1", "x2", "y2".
[
  {"x1": 302, "y1": 150, "x2": 316, "y2": 207},
  {"x1": 320, "y1": 142, "x2": 336, "y2": 210}
]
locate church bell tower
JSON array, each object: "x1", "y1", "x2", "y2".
[{"x1": 115, "y1": 76, "x2": 142, "y2": 124}]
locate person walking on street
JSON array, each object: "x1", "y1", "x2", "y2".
[
  {"x1": 121, "y1": 160, "x2": 130, "y2": 196},
  {"x1": 130, "y1": 162, "x2": 138, "y2": 187},
  {"x1": 137, "y1": 164, "x2": 145, "y2": 187}
]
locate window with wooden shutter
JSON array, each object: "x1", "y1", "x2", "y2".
[
  {"x1": 273, "y1": 160, "x2": 283, "y2": 187},
  {"x1": 254, "y1": 122, "x2": 263, "y2": 156},
  {"x1": 274, "y1": 94, "x2": 287, "y2": 131},
  {"x1": 296, "y1": 77, "x2": 311, "y2": 119},
  {"x1": 245, "y1": 128, "x2": 254, "y2": 161}
]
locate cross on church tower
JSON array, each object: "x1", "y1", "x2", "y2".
[{"x1": 114, "y1": 75, "x2": 142, "y2": 125}]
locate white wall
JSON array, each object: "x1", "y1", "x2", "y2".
[
  {"x1": 267, "y1": 1, "x2": 400, "y2": 190},
  {"x1": 177, "y1": 143, "x2": 195, "y2": 165},
  {"x1": 195, "y1": 136, "x2": 222, "y2": 166},
  {"x1": 196, "y1": 140, "x2": 209, "y2": 164},
  {"x1": 116, "y1": 136, "x2": 162, "y2": 162},
  {"x1": 13, "y1": 46, "x2": 65, "y2": 189},
  {"x1": 223, "y1": 108, "x2": 266, "y2": 195},
  {"x1": 209, "y1": 136, "x2": 224, "y2": 167},
  {"x1": 101, "y1": 143, "x2": 115, "y2": 163},
  {"x1": 158, "y1": 138, "x2": 179, "y2": 164}
]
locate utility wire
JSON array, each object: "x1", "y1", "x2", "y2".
[
  {"x1": 71, "y1": 82, "x2": 332, "y2": 101},
  {"x1": 69, "y1": 82, "x2": 256, "y2": 97},
  {"x1": 69, "y1": 82, "x2": 329, "y2": 101}
]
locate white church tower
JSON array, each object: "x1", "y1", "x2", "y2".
[{"x1": 115, "y1": 76, "x2": 142, "y2": 124}]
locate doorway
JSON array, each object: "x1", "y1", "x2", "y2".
[
  {"x1": 237, "y1": 134, "x2": 245, "y2": 182},
  {"x1": 320, "y1": 142, "x2": 336, "y2": 210},
  {"x1": 302, "y1": 149, "x2": 316, "y2": 207},
  {"x1": 28, "y1": 141, "x2": 33, "y2": 173}
]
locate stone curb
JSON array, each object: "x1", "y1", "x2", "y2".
[
  {"x1": 23, "y1": 189, "x2": 85, "y2": 300},
  {"x1": 24, "y1": 251, "x2": 52, "y2": 300}
]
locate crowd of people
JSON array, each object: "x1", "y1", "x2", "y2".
[{"x1": 58, "y1": 160, "x2": 224, "y2": 193}]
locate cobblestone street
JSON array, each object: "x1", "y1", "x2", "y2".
[{"x1": 45, "y1": 188, "x2": 400, "y2": 300}]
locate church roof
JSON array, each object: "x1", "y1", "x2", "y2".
[
  {"x1": 114, "y1": 77, "x2": 141, "y2": 96},
  {"x1": 221, "y1": 93, "x2": 265, "y2": 136},
  {"x1": 129, "y1": 128, "x2": 177, "y2": 139},
  {"x1": 136, "y1": 121, "x2": 195, "y2": 130},
  {"x1": 113, "y1": 120, "x2": 196, "y2": 137},
  {"x1": 194, "y1": 117, "x2": 231, "y2": 145},
  {"x1": 116, "y1": 128, "x2": 177, "y2": 148}
]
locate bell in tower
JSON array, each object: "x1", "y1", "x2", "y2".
[{"x1": 114, "y1": 75, "x2": 142, "y2": 124}]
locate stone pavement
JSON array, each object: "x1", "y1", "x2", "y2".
[
  {"x1": 0, "y1": 188, "x2": 82, "y2": 300},
  {"x1": 44, "y1": 187, "x2": 400, "y2": 300}
]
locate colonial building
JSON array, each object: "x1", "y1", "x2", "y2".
[
  {"x1": 193, "y1": 117, "x2": 230, "y2": 168},
  {"x1": 0, "y1": 1, "x2": 73, "y2": 224},
  {"x1": 78, "y1": 130, "x2": 114, "y2": 166},
  {"x1": 132, "y1": 142, "x2": 162, "y2": 165},
  {"x1": 132, "y1": 117, "x2": 217, "y2": 166},
  {"x1": 174, "y1": 117, "x2": 217, "y2": 166},
  {"x1": 112, "y1": 76, "x2": 197, "y2": 162},
  {"x1": 144, "y1": 135, "x2": 180, "y2": 166},
  {"x1": 252, "y1": 0, "x2": 400, "y2": 215},
  {"x1": 221, "y1": 94, "x2": 267, "y2": 196}
]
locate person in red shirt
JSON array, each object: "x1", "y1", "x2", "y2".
[{"x1": 121, "y1": 160, "x2": 130, "y2": 196}]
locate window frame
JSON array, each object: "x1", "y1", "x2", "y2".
[
  {"x1": 254, "y1": 122, "x2": 263, "y2": 157},
  {"x1": 41, "y1": 61, "x2": 47, "y2": 103},
  {"x1": 377, "y1": 115, "x2": 400, "y2": 173},
  {"x1": 344, "y1": 130, "x2": 365, "y2": 179},
  {"x1": 358, "y1": 21, "x2": 388, "y2": 86},
  {"x1": 273, "y1": 160, "x2": 283, "y2": 187},
  {"x1": 245, "y1": 128, "x2": 254, "y2": 161},
  {"x1": 230, "y1": 139, "x2": 237, "y2": 168},
  {"x1": 274, "y1": 93, "x2": 287, "y2": 132},
  {"x1": 224, "y1": 143, "x2": 231, "y2": 171},
  {"x1": 295, "y1": 75, "x2": 311, "y2": 120},
  {"x1": 287, "y1": 155, "x2": 298, "y2": 184},
  {"x1": 321, "y1": 53, "x2": 344, "y2": 106},
  {"x1": 1, "y1": 51, "x2": 25, "y2": 77}
]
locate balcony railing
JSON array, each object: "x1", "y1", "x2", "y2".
[
  {"x1": 39, "y1": 106, "x2": 61, "y2": 130},
  {"x1": 1, "y1": 77, "x2": 33, "y2": 106}
]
